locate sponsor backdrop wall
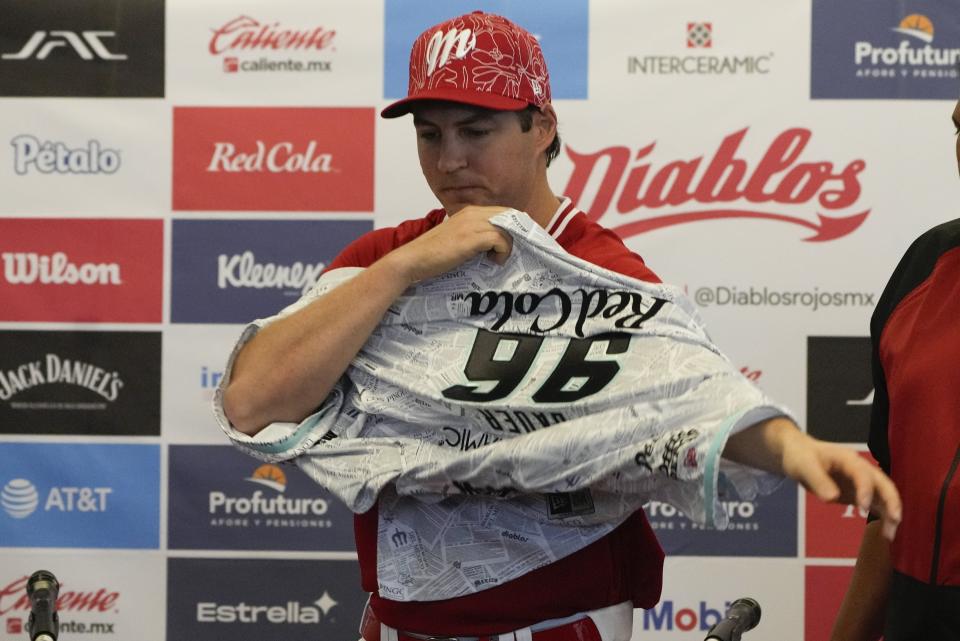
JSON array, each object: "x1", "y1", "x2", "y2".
[{"x1": 0, "y1": 0, "x2": 957, "y2": 639}]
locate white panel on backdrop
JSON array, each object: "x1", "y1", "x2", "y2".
[
  {"x1": 0, "y1": 551, "x2": 165, "y2": 641},
  {"x1": 167, "y1": 0, "x2": 384, "y2": 105},
  {"x1": 162, "y1": 324, "x2": 246, "y2": 443},
  {"x1": 635, "y1": 557, "x2": 802, "y2": 641},
  {"x1": 0, "y1": 102, "x2": 170, "y2": 216}
]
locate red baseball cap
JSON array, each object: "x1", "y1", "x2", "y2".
[{"x1": 381, "y1": 10, "x2": 552, "y2": 118}]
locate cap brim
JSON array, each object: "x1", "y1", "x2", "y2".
[{"x1": 381, "y1": 87, "x2": 529, "y2": 118}]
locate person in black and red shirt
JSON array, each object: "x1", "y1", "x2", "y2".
[
  {"x1": 831, "y1": 100, "x2": 960, "y2": 641},
  {"x1": 222, "y1": 11, "x2": 901, "y2": 641}
]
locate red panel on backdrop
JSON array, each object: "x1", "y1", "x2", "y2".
[
  {"x1": 172, "y1": 107, "x2": 375, "y2": 212},
  {"x1": 0, "y1": 218, "x2": 162, "y2": 322},
  {"x1": 806, "y1": 451, "x2": 877, "y2": 558},
  {"x1": 805, "y1": 565, "x2": 855, "y2": 641}
]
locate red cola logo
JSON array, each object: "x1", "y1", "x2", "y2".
[
  {"x1": 209, "y1": 16, "x2": 336, "y2": 55},
  {"x1": 563, "y1": 128, "x2": 869, "y2": 241},
  {"x1": 0, "y1": 576, "x2": 118, "y2": 615}
]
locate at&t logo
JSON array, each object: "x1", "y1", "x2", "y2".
[
  {"x1": 0, "y1": 479, "x2": 111, "y2": 518},
  {"x1": 1, "y1": 479, "x2": 39, "y2": 518}
]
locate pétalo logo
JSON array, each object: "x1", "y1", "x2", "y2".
[
  {"x1": 0, "y1": 354, "x2": 124, "y2": 402},
  {"x1": 217, "y1": 251, "x2": 325, "y2": 295},
  {"x1": 425, "y1": 27, "x2": 476, "y2": 76},
  {"x1": 2, "y1": 252, "x2": 122, "y2": 286},
  {"x1": 1, "y1": 479, "x2": 111, "y2": 518},
  {"x1": 0, "y1": 479, "x2": 39, "y2": 518},
  {"x1": 196, "y1": 592, "x2": 338, "y2": 623},
  {"x1": 11, "y1": 135, "x2": 121, "y2": 175},
  {"x1": 206, "y1": 141, "x2": 334, "y2": 173},
  {"x1": 2, "y1": 31, "x2": 126, "y2": 61}
]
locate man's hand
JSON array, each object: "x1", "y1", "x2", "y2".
[
  {"x1": 723, "y1": 417, "x2": 901, "y2": 541},
  {"x1": 385, "y1": 205, "x2": 514, "y2": 284}
]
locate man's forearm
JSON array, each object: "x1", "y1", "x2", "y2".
[
  {"x1": 721, "y1": 415, "x2": 802, "y2": 474},
  {"x1": 223, "y1": 254, "x2": 413, "y2": 435}
]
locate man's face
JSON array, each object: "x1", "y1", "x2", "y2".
[
  {"x1": 412, "y1": 103, "x2": 544, "y2": 214},
  {"x1": 953, "y1": 100, "x2": 960, "y2": 177}
]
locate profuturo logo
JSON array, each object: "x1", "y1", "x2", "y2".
[
  {"x1": 0, "y1": 479, "x2": 39, "y2": 518},
  {"x1": 812, "y1": 2, "x2": 960, "y2": 99}
]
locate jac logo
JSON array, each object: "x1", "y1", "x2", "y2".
[
  {"x1": 173, "y1": 107, "x2": 373, "y2": 211},
  {"x1": 2, "y1": 31, "x2": 126, "y2": 61},
  {"x1": 563, "y1": 128, "x2": 869, "y2": 241},
  {"x1": 426, "y1": 28, "x2": 476, "y2": 76},
  {"x1": 643, "y1": 600, "x2": 731, "y2": 631}
]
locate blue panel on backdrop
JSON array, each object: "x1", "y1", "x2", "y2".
[
  {"x1": 168, "y1": 445, "x2": 356, "y2": 551},
  {"x1": 384, "y1": 0, "x2": 588, "y2": 100},
  {"x1": 167, "y1": 558, "x2": 366, "y2": 641},
  {"x1": 171, "y1": 219, "x2": 371, "y2": 323},
  {"x1": 811, "y1": 0, "x2": 960, "y2": 99},
  {"x1": 644, "y1": 476, "x2": 798, "y2": 557},
  {"x1": 0, "y1": 443, "x2": 159, "y2": 548}
]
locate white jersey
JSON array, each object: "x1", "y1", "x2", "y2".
[{"x1": 214, "y1": 210, "x2": 789, "y2": 601}]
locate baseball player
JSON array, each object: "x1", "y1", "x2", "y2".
[{"x1": 219, "y1": 11, "x2": 900, "y2": 641}]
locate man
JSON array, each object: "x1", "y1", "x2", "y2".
[
  {"x1": 219, "y1": 11, "x2": 900, "y2": 641},
  {"x1": 829, "y1": 99, "x2": 960, "y2": 641}
]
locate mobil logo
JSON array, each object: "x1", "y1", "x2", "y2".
[
  {"x1": 383, "y1": 0, "x2": 587, "y2": 100},
  {"x1": 0, "y1": 218, "x2": 162, "y2": 323},
  {"x1": 563, "y1": 127, "x2": 870, "y2": 242},
  {"x1": 173, "y1": 107, "x2": 374, "y2": 212},
  {"x1": 643, "y1": 599, "x2": 731, "y2": 632}
]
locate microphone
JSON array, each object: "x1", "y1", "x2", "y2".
[
  {"x1": 26, "y1": 570, "x2": 59, "y2": 641},
  {"x1": 705, "y1": 597, "x2": 761, "y2": 641}
]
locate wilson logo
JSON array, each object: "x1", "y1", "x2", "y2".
[
  {"x1": 2, "y1": 252, "x2": 121, "y2": 286},
  {"x1": 2, "y1": 31, "x2": 126, "y2": 61}
]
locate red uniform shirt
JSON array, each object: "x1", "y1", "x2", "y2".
[{"x1": 327, "y1": 202, "x2": 664, "y2": 635}]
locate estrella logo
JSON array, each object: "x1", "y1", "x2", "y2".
[
  {"x1": 643, "y1": 600, "x2": 731, "y2": 631},
  {"x1": 245, "y1": 464, "x2": 287, "y2": 492},
  {"x1": 892, "y1": 14, "x2": 934, "y2": 43}
]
